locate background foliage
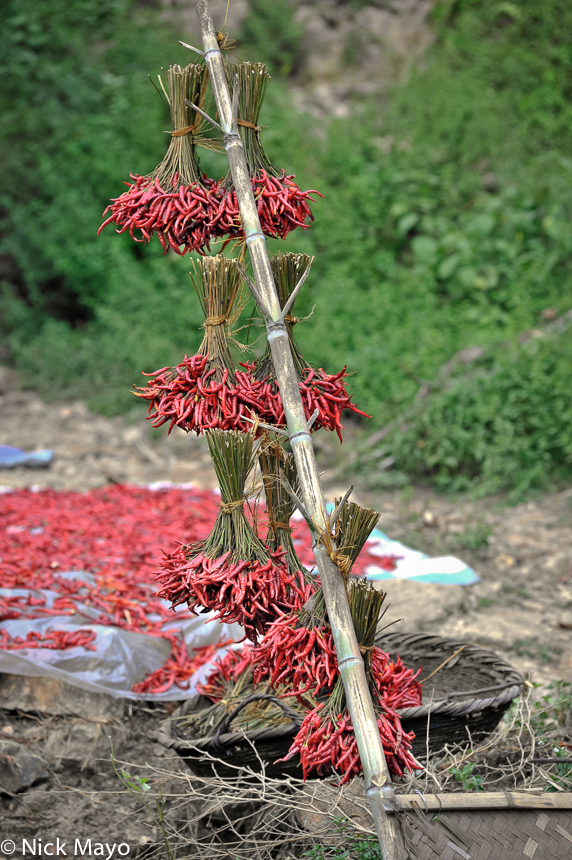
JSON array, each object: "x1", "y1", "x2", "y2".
[{"x1": 1, "y1": 0, "x2": 571, "y2": 496}]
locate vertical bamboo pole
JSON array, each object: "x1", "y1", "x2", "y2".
[{"x1": 193, "y1": 3, "x2": 406, "y2": 857}]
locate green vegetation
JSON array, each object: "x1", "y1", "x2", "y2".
[
  {"x1": 300, "y1": 818, "x2": 382, "y2": 860},
  {"x1": 1, "y1": 0, "x2": 571, "y2": 495},
  {"x1": 447, "y1": 760, "x2": 484, "y2": 792}
]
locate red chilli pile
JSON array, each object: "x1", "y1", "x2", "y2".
[
  {"x1": 237, "y1": 253, "x2": 370, "y2": 441},
  {"x1": 156, "y1": 430, "x2": 306, "y2": 642}
]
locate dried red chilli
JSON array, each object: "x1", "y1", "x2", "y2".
[
  {"x1": 214, "y1": 64, "x2": 323, "y2": 242},
  {"x1": 279, "y1": 701, "x2": 420, "y2": 784},
  {"x1": 155, "y1": 430, "x2": 301, "y2": 642},
  {"x1": 132, "y1": 636, "x2": 232, "y2": 695},
  {"x1": 235, "y1": 253, "x2": 369, "y2": 442},
  {"x1": 197, "y1": 644, "x2": 256, "y2": 701},
  {"x1": 133, "y1": 257, "x2": 255, "y2": 434},
  {"x1": 0, "y1": 628, "x2": 97, "y2": 652},
  {"x1": 98, "y1": 64, "x2": 220, "y2": 256},
  {"x1": 0, "y1": 485, "x2": 232, "y2": 692}
]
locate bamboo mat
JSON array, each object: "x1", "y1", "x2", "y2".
[{"x1": 403, "y1": 808, "x2": 572, "y2": 859}]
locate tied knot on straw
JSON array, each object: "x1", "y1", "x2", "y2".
[
  {"x1": 203, "y1": 314, "x2": 228, "y2": 327},
  {"x1": 192, "y1": 256, "x2": 248, "y2": 381},
  {"x1": 330, "y1": 550, "x2": 352, "y2": 578},
  {"x1": 238, "y1": 119, "x2": 262, "y2": 132},
  {"x1": 220, "y1": 497, "x2": 246, "y2": 514},
  {"x1": 359, "y1": 644, "x2": 375, "y2": 656}
]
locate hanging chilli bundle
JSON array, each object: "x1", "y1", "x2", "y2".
[
  {"x1": 252, "y1": 499, "x2": 382, "y2": 699},
  {"x1": 278, "y1": 578, "x2": 423, "y2": 783},
  {"x1": 156, "y1": 430, "x2": 299, "y2": 642},
  {"x1": 133, "y1": 257, "x2": 255, "y2": 434},
  {"x1": 98, "y1": 64, "x2": 220, "y2": 255},
  {"x1": 208, "y1": 64, "x2": 323, "y2": 242},
  {"x1": 236, "y1": 253, "x2": 370, "y2": 441}
]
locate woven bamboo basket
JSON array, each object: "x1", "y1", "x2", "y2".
[
  {"x1": 400, "y1": 798, "x2": 572, "y2": 859},
  {"x1": 159, "y1": 632, "x2": 523, "y2": 779}
]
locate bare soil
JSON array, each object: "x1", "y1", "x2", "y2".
[{"x1": 1, "y1": 371, "x2": 571, "y2": 855}]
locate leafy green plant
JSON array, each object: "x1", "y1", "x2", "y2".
[
  {"x1": 476, "y1": 597, "x2": 499, "y2": 610},
  {"x1": 300, "y1": 818, "x2": 382, "y2": 860},
  {"x1": 539, "y1": 744, "x2": 572, "y2": 793},
  {"x1": 511, "y1": 640, "x2": 563, "y2": 665},
  {"x1": 529, "y1": 680, "x2": 572, "y2": 734},
  {"x1": 447, "y1": 761, "x2": 484, "y2": 792},
  {"x1": 110, "y1": 741, "x2": 174, "y2": 860},
  {"x1": 239, "y1": 0, "x2": 303, "y2": 77},
  {"x1": 455, "y1": 519, "x2": 493, "y2": 550},
  {"x1": 372, "y1": 328, "x2": 572, "y2": 499},
  {"x1": 3, "y1": 0, "x2": 572, "y2": 498}
]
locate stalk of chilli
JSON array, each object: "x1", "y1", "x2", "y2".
[
  {"x1": 97, "y1": 63, "x2": 221, "y2": 256},
  {"x1": 259, "y1": 439, "x2": 313, "y2": 597},
  {"x1": 236, "y1": 252, "x2": 370, "y2": 442},
  {"x1": 155, "y1": 430, "x2": 300, "y2": 642}
]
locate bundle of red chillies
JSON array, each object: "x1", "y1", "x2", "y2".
[
  {"x1": 133, "y1": 256, "x2": 254, "y2": 434},
  {"x1": 98, "y1": 63, "x2": 322, "y2": 253},
  {"x1": 256, "y1": 544, "x2": 423, "y2": 782},
  {"x1": 280, "y1": 701, "x2": 419, "y2": 783},
  {"x1": 98, "y1": 64, "x2": 222, "y2": 256},
  {"x1": 234, "y1": 253, "x2": 369, "y2": 442},
  {"x1": 213, "y1": 63, "x2": 323, "y2": 242},
  {"x1": 155, "y1": 430, "x2": 305, "y2": 642}
]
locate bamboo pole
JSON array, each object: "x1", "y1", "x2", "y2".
[
  {"x1": 192, "y1": 3, "x2": 407, "y2": 857},
  {"x1": 397, "y1": 791, "x2": 572, "y2": 811}
]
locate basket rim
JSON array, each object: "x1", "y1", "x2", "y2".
[
  {"x1": 375, "y1": 631, "x2": 524, "y2": 721},
  {"x1": 159, "y1": 632, "x2": 524, "y2": 753}
]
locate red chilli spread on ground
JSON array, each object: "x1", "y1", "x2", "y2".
[
  {"x1": 133, "y1": 256, "x2": 255, "y2": 434},
  {"x1": 155, "y1": 430, "x2": 304, "y2": 642},
  {"x1": 0, "y1": 484, "x2": 228, "y2": 691},
  {"x1": 0, "y1": 484, "x2": 398, "y2": 692},
  {"x1": 98, "y1": 63, "x2": 221, "y2": 256}
]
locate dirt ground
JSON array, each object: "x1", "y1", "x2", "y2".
[{"x1": 1, "y1": 370, "x2": 571, "y2": 855}]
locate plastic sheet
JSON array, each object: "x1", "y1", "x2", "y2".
[{"x1": 0, "y1": 575, "x2": 242, "y2": 700}]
